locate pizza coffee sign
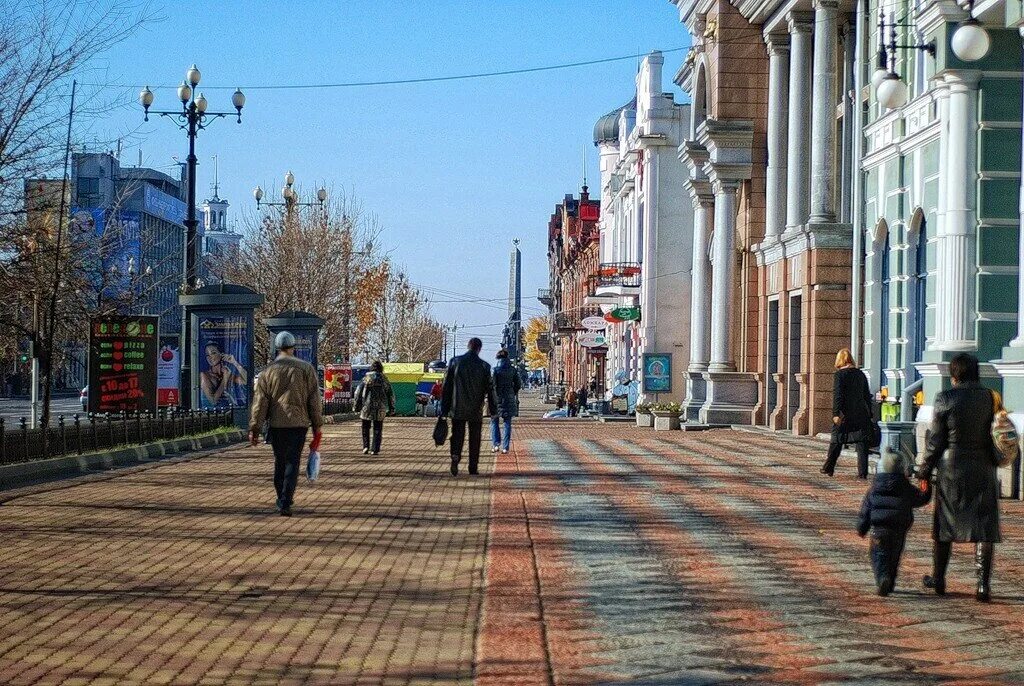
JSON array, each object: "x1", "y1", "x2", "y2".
[
  {"x1": 578, "y1": 332, "x2": 608, "y2": 348},
  {"x1": 88, "y1": 315, "x2": 159, "y2": 414}
]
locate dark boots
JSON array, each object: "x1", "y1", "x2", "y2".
[
  {"x1": 975, "y1": 543, "x2": 994, "y2": 603},
  {"x1": 923, "y1": 541, "x2": 951, "y2": 595}
]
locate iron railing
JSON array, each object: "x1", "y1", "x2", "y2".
[
  {"x1": 323, "y1": 400, "x2": 353, "y2": 416},
  {"x1": 596, "y1": 262, "x2": 642, "y2": 288},
  {"x1": 0, "y1": 408, "x2": 235, "y2": 465}
]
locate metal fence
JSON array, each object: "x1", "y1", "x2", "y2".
[
  {"x1": 0, "y1": 408, "x2": 235, "y2": 465},
  {"x1": 323, "y1": 400, "x2": 353, "y2": 416}
]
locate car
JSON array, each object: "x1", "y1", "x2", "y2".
[{"x1": 79, "y1": 386, "x2": 88, "y2": 412}]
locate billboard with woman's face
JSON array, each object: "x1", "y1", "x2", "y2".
[{"x1": 197, "y1": 315, "x2": 250, "y2": 409}]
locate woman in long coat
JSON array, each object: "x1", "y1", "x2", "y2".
[
  {"x1": 490, "y1": 350, "x2": 521, "y2": 454},
  {"x1": 355, "y1": 360, "x2": 395, "y2": 456},
  {"x1": 821, "y1": 348, "x2": 874, "y2": 478},
  {"x1": 920, "y1": 353, "x2": 1001, "y2": 602}
]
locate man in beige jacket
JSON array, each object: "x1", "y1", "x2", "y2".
[{"x1": 249, "y1": 331, "x2": 323, "y2": 516}]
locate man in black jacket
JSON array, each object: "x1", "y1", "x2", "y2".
[{"x1": 441, "y1": 337, "x2": 497, "y2": 476}]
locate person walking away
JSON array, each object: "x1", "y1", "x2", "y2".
[
  {"x1": 857, "y1": 450, "x2": 932, "y2": 596},
  {"x1": 441, "y1": 337, "x2": 497, "y2": 476},
  {"x1": 354, "y1": 360, "x2": 395, "y2": 455},
  {"x1": 577, "y1": 385, "x2": 589, "y2": 416},
  {"x1": 430, "y1": 378, "x2": 443, "y2": 416},
  {"x1": 249, "y1": 331, "x2": 323, "y2": 517},
  {"x1": 919, "y1": 353, "x2": 1002, "y2": 602},
  {"x1": 491, "y1": 349, "x2": 521, "y2": 454},
  {"x1": 821, "y1": 348, "x2": 874, "y2": 478}
]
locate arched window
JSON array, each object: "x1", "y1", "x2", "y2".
[
  {"x1": 910, "y1": 209, "x2": 928, "y2": 371},
  {"x1": 879, "y1": 229, "x2": 892, "y2": 387},
  {"x1": 691, "y1": 62, "x2": 708, "y2": 139}
]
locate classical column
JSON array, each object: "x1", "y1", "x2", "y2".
[
  {"x1": 689, "y1": 194, "x2": 714, "y2": 371},
  {"x1": 709, "y1": 179, "x2": 739, "y2": 372},
  {"x1": 934, "y1": 71, "x2": 981, "y2": 350},
  {"x1": 1014, "y1": 32, "x2": 1024, "y2": 347},
  {"x1": 808, "y1": 0, "x2": 840, "y2": 224},
  {"x1": 785, "y1": 13, "x2": 813, "y2": 230},
  {"x1": 765, "y1": 34, "x2": 790, "y2": 240}
]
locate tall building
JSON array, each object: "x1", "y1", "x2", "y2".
[
  {"x1": 201, "y1": 158, "x2": 241, "y2": 268},
  {"x1": 71, "y1": 151, "x2": 187, "y2": 335},
  {"x1": 592, "y1": 51, "x2": 694, "y2": 403}
]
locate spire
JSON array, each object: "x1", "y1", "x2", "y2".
[{"x1": 211, "y1": 154, "x2": 220, "y2": 200}]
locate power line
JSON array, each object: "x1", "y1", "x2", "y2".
[{"x1": 80, "y1": 47, "x2": 689, "y2": 91}]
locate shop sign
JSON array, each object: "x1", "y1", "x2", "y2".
[
  {"x1": 611, "y1": 307, "x2": 641, "y2": 321},
  {"x1": 578, "y1": 332, "x2": 607, "y2": 348},
  {"x1": 580, "y1": 315, "x2": 607, "y2": 331},
  {"x1": 642, "y1": 353, "x2": 672, "y2": 394},
  {"x1": 88, "y1": 315, "x2": 159, "y2": 413}
]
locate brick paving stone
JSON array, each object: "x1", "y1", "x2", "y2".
[{"x1": 0, "y1": 417, "x2": 491, "y2": 685}]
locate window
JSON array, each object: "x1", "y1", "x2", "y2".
[
  {"x1": 911, "y1": 215, "x2": 928, "y2": 371},
  {"x1": 879, "y1": 231, "x2": 892, "y2": 386},
  {"x1": 76, "y1": 177, "x2": 100, "y2": 207}
]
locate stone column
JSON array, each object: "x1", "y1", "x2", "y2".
[
  {"x1": 689, "y1": 194, "x2": 714, "y2": 371},
  {"x1": 709, "y1": 179, "x2": 739, "y2": 372},
  {"x1": 785, "y1": 13, "x2": 814, "y2": 231},
  {"x1": 1014, "y1": 34, "x2": 1024, "y2": 348},
  {"x1": 808, "y1": 0, "x2": 840, "y2": 224},
  {"x1": 765, "y1": 34, "x2": 790, "y2": 240},
  {"x1": 934, "y1": 71, "x2": 980, "y2": 351}
]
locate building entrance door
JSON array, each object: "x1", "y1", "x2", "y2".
[
  {"x1": 766, "y1": 300, "x2": 779, "y2": 426},
  {"x1": 787, "y1": 294, "x2": 803, "y2": 429}
]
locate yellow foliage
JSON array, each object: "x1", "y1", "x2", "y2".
[{"x1": 523, "y1": 316, "x2": 549, "y2": 371}]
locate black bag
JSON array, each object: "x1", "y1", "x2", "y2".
[
  {"x1": 869, "y1": 420, "x2": 882, "y2": 448},
  {"x1": 432, "y1": 416, "x2": 448, "y2": 447}
]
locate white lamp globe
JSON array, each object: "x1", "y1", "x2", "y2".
[
  {"x1": 951, "y1": 21, "x2": 991, "y2": 61},
  {"x1": 186, "y1": 64, "x2": 201, "y2": 87},
  {"x1": 284, "y1": 170, "x2": 295, "y2": 187},
  {"x1": 177, "y1": 81, "x2": 192, "y2": 104},
  {"x1": 139, "y1": 86, "x2": 154, "y2": 108},
  {"x1": 877, "y1": 74, "x2": 908, "y2": 110},
  {"x1": 195, "y1": 92, "x2": 208, "y2": 113},
  {"x1": 317, "y1": 187, "x2": 328, "y2": 203},
  {"x1": 231, "y1": 88, "x2": 246, "y2": 110},
  {"x1": 871, "y1": 68, "x2": 891, "y2": 91},
  {"x1": 253, "y1": 185, "x2": 264, "y2": 202}
]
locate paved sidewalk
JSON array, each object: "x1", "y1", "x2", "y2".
[
  {"x1": 0, "y1": 418, "x2": 490, "y2": 685},
  {"x1": 478, "y1": 421, "x2": 1024, "y2": 685},
  {"x1": 5, "y1": 415, "x2": 1024, "y2": 684}
]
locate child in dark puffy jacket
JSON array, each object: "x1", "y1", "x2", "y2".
[{"x1": 857, "y1": 450, "x2": 932, "y2": 596}]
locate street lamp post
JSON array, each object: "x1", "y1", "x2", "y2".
[
  {"x1": 253, "y1": 172, "x2": 327, "y2": 221},
  {"x1": 140, "y1": 65, "x2": 245, "y2": 409}
]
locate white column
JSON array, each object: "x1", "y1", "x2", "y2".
[
  {"x1": 765, "y1": 34, "x2": 790, "y2": 240},
  {"x1": 689, "y1": 195, "x2": 714, "y2": 371},
  {"x1": 934, "y1": 71, "x2": 981, "y2": 350},
  {"x1": 709, "y1": 180, "x2": 739, "y2": 372},
  {"x1": 640, "y1": 150, "x2": 659, "y2": 350},
  {"x1": 809, "y1": 0, "x2": 840, "y2": 224},
  {"x1": 785, "y1": 13, "x2": 814, "y2": 230}
]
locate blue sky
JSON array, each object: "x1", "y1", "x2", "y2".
[{"x1": 86, "y1": 1, "x2": 691, "y2": 350}]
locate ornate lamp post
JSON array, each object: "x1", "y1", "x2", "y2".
[
  {"x1": 139, "y1": 65, "x2": 245, "y2": 409},
  {"x1": 253, "y1": 171, "x2": 327, "y2": 222}
]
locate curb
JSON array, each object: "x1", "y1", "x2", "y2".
[{"x1": 0, "y1": 429, "x2": 246, "y2": 491}]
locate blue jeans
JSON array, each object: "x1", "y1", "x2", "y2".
[{"x1": 491, "y1": 416, "x2": 512, "y2": 451}]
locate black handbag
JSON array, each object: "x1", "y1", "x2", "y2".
[{"x1": 432, "y1": 416, "x2": 449, "y2": 447}]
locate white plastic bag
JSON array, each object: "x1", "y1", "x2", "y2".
[{"x1": 306, "y1": 450, "x2": 321, "y2": 481}]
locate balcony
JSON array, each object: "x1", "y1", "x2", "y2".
[
  {"x1": 554, "y1": 313, "x2": 575, "y2": 333},
  {"x1": 537, "y1": 288, "x2": 552, "y2": 307},
  {"x1": 587, "y1": 262, "x2": 642, "y2": 302}
]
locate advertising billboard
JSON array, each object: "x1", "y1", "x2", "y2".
[
  {"x1": 324, "y1": 364, "x2": 353, "y2": 401},
  {"x1": 642, "y1": 353, "x2": 672, "y2": 394},
  {"x1": 157, "y1": 335, "x2": 181, "y2": 406},
  {"x1": 197, "y1": 315, "x2": 250, "y2": 409},
  {"x1": 88, "y1": 315, "x2": 159, "y2": 413}
]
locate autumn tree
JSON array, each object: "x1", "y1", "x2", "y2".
[{"x1": 523, "y1": 316, "x2": 550, "y2": 371}]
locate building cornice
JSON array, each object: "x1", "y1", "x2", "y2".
[{"x1": 696, "y1": 119, "x2": 754, "y2": 183}]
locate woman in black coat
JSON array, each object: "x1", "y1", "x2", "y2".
[
  {"x1": 821, "y1": 348, "x2": 874, "y2": 478},
  {"x1": 919, "y1": 353, "x2": 1001, "y2": 602}
]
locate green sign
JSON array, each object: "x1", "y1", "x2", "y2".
[{"x1": 611, "y1": 307, "x2": 641, "y2": 321}]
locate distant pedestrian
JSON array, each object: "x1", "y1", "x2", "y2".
[
  {"x1": 919, "y1": 353, "x2": 1002, "y2": 602},
  {"x1": 566, "y1": 388, "x2": 578, "y2": 417},
  {"x1": 354, "y1": 360, "x2": 395, "y2": 456},
  {"x1": 821, "y1": 349, "x2": 874, "y2": 479},
  {"x1": 430, "y1": 378, "x2": 443, "y2": 416},
  {"x1": 857, "y1": 450, "x2": 932, "y2": 596},
  {"x1": 577, "y1": 385, "x2": 589, "y2": 416},
  {"x1": 441, "y1": 337, "x2": 497, "y2": 476},
  {"x1": 249, "y1": 331, "x2": 324, "y2": 517},
  {"x1": 491, "y1": 349, "x2": 521, "y2": 454}
]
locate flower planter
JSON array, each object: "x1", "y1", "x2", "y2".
[
  {"x1": 651, "y1": 411, "x2": 680, "y2": 431},
  {"x1": 635, "y1": 412, "x2": 654, "y2": 428}
]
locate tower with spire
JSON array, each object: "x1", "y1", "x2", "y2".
[{"x1": 201, "y1": 154, "x2": 240, "y2": 259}]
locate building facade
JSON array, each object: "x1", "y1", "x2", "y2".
[
  {"x1": 672, "y1": 0, "x2": 856, "y2": 432},
  {"x1": 545, "y1": 187, "x2": 602, "y2": 394},
  {"x1": 592, "y1": 52, "x2": 694, "y2": 403}
]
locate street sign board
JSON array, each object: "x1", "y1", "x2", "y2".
[
  {"x1": 611, "y1": 307, "x2": 641, "y2": 321},
  {"x1": 157, "y1": 335, "x2": 180, "y2": 406},
  {"x1": 578, "y1": 332, "x2": 607, "y2": 348},
  {"x1": 88, "y1": 315, "x2": 159, "y2": 414},
  {"x1": 642, "y1": 352, "x2": 672, "y2": 393},
  {"x1": 581, "y1": 315, "x2": 607, "y2": 331},
  {"x1": 324, "y1": 363, "x2": 353, "y2": 401}
]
